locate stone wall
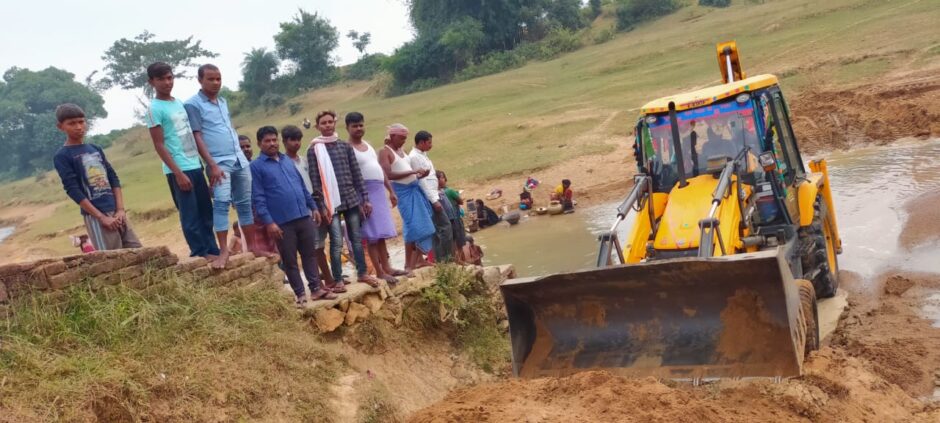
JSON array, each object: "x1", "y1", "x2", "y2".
[{"x1": 0, "y1": 247, "x2": 280, "y2": 308}]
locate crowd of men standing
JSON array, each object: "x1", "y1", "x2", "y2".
[{"x1": 52, "y1": 61, "x2": 470, "y2": 307}]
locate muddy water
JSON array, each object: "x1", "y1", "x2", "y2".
[{"x1": 477, "y1": 138, "x2": 940, "y2": 281}]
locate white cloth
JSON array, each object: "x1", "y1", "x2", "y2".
[
  {"x1": 387, "y1": 145, "x2": 417, "y2": 184},
  {"x1": 311, "y1": 135, "x2": 342, "y2": 215},
  {"x1": 408, "y1": 148, "x2": 439, "y2": 203},
  {"x1": 352, "y1": 142, "x2": 385, "y2": 181},
  {"x1": 289, "y1": 153, "x2": 314, "y2": 193}
]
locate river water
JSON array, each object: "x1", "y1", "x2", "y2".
[{"x1": 476, "y1": 138, "x2": 940, "y2": 281}]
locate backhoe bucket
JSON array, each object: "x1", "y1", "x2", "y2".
[{"x1": 500, "y1": 248, "x2": 804, "y2": 380}]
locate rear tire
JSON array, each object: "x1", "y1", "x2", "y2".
[
  {"x1": 799, "y1": 196, "x2": 839, "y2": 298},
  {"x1": 796, "y1": 279, "x2": 819, "y2": 359}
]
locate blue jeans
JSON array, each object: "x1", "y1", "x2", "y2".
[
  {"x1": 167, "y1": 168, "x2": 220, "y2": 257},
  {"x1": 328, "y1": 206, "x2": 369, "y2": 281},
  {"x1": 212, "y1": 162, "x2": 253, "y2": 232}
]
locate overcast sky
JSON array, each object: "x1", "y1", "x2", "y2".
[{"x1": 0, "y1": 0, "x2": 413, "y2": 134}]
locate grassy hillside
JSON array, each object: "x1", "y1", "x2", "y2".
[{"x1": 1, "y1": 0, "x2": 939, "y2": 259}]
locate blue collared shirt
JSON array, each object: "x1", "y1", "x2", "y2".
[
  {"x1": 250, "y1": 153, "x2": 318, "y2": 226},
  {"x1": 184, "y1": 90, "x2": 248, "y2": 168}
]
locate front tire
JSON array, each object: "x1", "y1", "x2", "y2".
[
  {"x1": 796, "y1": 278, "x2": 819, "y2": 359},
  {"x1": 799, "y1": 196, "x2": 839, "y2": 298}
]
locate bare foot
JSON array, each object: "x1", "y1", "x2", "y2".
[
  {"x1": 415, "y1": 260, "x2": 432, "y2": 269},
  {"x1": 204, "y1": 254, "x2": 219, "y2": 264},
  {"x1": 210, "y1": 250, "x2": 230, "y2": 269},
  {"x1": 310, "y1": 289, "x2": 337, "y2": 301},
  {"x1": 251, "y1": 249, "x2": 277, "y2": 259},
  {"x1": 358, "y1": 275, "x2": 380, "y2": 288}
]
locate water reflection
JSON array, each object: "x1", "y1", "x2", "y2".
[{"x1": 0, "y1": 226, "x2": 14, "y2": 244}]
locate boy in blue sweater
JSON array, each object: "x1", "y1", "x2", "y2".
[{"x1": 53, "y1": 104, "x2": 142, "y2": 250}]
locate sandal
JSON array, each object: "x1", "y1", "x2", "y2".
[
  {"x1": 310, "y1": 289, "x2": 338, "y2": 301},
  {"x1": 327, "y1": 282, "x2": 348, "y2": 293},
  {"x1": 358, "y1": 275, "x2": 381, "y2": 288}
]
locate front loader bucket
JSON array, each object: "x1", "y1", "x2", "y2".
[{"x1": 500, "y1": 248, "x2": 804, "y2": 380}]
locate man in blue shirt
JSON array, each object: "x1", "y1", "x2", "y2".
[
  {"x1": 250, "y1": 126, "x2": 337, "y2": 306},
  {"x1": 184, "y1": 64, "x2": 256, "y2": 269}
]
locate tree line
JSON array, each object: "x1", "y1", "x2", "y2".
[{"x1": 0, "y1": 0, "x2": 711, "y2": 181}]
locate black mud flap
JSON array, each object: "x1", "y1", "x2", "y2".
[{"x1": 500, "y1": 248, "x2": 804, "y2": 380}]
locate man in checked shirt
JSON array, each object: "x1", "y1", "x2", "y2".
[{"x1": 307, "y1": 110, "x2": 381, "y2": 289}]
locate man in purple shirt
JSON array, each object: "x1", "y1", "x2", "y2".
[{"x1": 250, "y1": 126, "x2": 336, "y2": 306}]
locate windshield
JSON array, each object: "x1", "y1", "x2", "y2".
[{"x1": 641, "y1": 97, "x2": 761, "y2": 190}]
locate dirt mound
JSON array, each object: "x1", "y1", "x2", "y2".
[
  {"x1": 900, "y1": 191, "x2": 940, "y2": 250},
  {"x1": 790, "y1": 70, "x2": 940, "y2": 154},
  {"x1": 411, "y1": 272, "x2": 940, "y2": 422},
  {"x1": 410, "y1": 348, "x2": 933, "y2": 423}
]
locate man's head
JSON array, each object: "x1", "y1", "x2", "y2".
[
  {"x1": 386, "y1": 123, "x2": 409, "y2": 149},
  {"x1": 316, "y1": 110, "x2": 337, "y2": 136},
  {"x1": 345, "y1": 112, "x2": 365, "y2": 140},
  {"x1": 281, "y1": 125, "x2": 304, "y2": 156},
  {"x1": 238, "y1": 135, "x2": 253, "y2": 160},
  {"x1": 256, "y1": 126, "x2": 280, "y2": 157},
  {"x1": 197, "y1": 64, "x2": 222, "y2": 97},
  {"x1": 562, "y1": 179, "x2": 571, "y2": 188},
  {"x1": 55, "y1": 103, "x2": 87, "y2": 140},
  {"x1": 475, "y1": 199, "x2": 484, "y2": 207},
  {"x1": 436, "y1": 170, "x2": 447, "y2": 189},
  {"x1": 466, "y1": 235, "x2": 474, "y2": 245},
  {"x1": 147, "y1": 62, "x2": 174, "y2": 97},
  {"x1": 415, "y1": 130, "x2": 433, "y2": 152}
]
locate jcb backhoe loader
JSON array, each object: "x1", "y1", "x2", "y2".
[{"x1": 501, "y1": 42, "x2": 842, "y2": 381}]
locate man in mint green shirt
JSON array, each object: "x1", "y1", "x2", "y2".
[{"x1": 146, "y1": 61, "x2": 220, "y2": 260}]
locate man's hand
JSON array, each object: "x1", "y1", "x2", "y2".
[
  {"x1": 362, "y1": 202, "x2": 373, "y2": 218},
  {"x1": 208, "y1": 164, "x2": 225, "y2": 187},
  {"x1": 113, "y1": 209, "x2": 127, "y2": 226},
  {"x1": 266, "y1": 223, "x2": 283, "y2": 241},
  {"x1": 312, "y1": 210, "x2": 322, "y2": 225},
  {"x1": 415, "y1": 169, "x2": 431, "y2": 178},
  {"x1": 321, "y1": 211, "x2": 333, "y2": 226},
  {"x1": 432, "y1": 201, "x2": 443, "y2": 213},
  {"x1": 98, "y1": 214, "x2": 120, "y2": 231},
  {"x1": 174, "y1": 171, "x2": 193, "y2": 192},
  {"x1": 390, "y1": 195, "x2": 398, "y2": 208}
]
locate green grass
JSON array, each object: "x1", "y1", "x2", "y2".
[
  {"x1": 403, "y1": 265, "x2": 510, "y2": 373},
  {"x1": 1, "y1": 0, "x2": 938, "y2": 257},
  {"x1": 0, "y1": 273, "x2": 343, "y2": 422}
]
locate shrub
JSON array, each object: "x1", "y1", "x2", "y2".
[
  {"x1": 699, "y1": 0, "x2": 731, "y2": 6},
  {"x1": 616, "y1": 0, "x2": 682, "y2": 31},
  {"x1": 593, "y1": 27, "x2": 617, "y2": 45},
  {"x1": 260, "y1": 93, "x2": 286, "y2": 111},
  {"x1": 288, "y1": 102, "x2": 303, "y2": 116},
  {"x1": 537, "y1": 27, "x2": 582, "y2": 60},
  {"x1": 346, "y1": 53, "x2": 387, "y2": 81}
]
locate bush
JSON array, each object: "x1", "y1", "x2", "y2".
[
  {"x1": 288, "y1": 102, "x2": 303, "y2": 116},
  {"x1": 699, "y1": 0, "x2": 731, "y2": 6},
  {"x1": 455, "y1": 50, "x2": 526, "y2": 82},
  {"x1": 593, "y1": 27, "x2": 617, "y2": 44},
  {"x1": 536, "y1": 28, "x2": 582, "y2": 60},
  {"x1": 616, "y1": 0, "x2": 682, "y2": 31},
  {"x1": 345, "y1": 53, "x2": 387, "y2": 81},
  {"x1": 260, "y1": 93, "x2": 286, "y2": 111}
]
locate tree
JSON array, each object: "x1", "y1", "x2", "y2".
[
  {"x1": 589, "y1": 0, "x2": 603, "y2": 19},
  {"x1": 240, "y1": 48, "x2": 280, "y2": 105},
  {"x1": 274, "y1": 9, "x2": 340, "y2": 89},
  {"x1": 101, "y1": 31, "x2": 217, "y2": 98},
  {"x1": 546, "y1": 0, "x2": 587, "y2": 30},
  {"x1": 440, "y1": 18, "x2": 485, "y2": 70},
  {"x1": 347, "y1": 30, "x2": 372, "y2": 56},
  {"x1": 0, "y1": 67, "x2": 106, "y2": 179}
]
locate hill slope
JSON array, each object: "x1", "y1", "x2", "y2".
[{"x1": 1, "y1": 0, "x2": 939, "y2": 260}]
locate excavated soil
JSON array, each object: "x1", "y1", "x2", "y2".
[
  {"x1": 900, "y1": 191, "x2": 940, "y2": 250},
  {"x1": 790, "y1": 70, "x2": 940, "y2": 154},
  {"x1": 410, "y1": 271, "x2": 940, "y2": 422}
]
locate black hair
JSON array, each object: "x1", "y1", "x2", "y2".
[
  {"x1": 147, "y1": 62, "x2": 173, "y2": 80},
  {"x1": 315, "y1": 110, "x2": 336, "y2": 125},
  {"x1": 197, "y1": 63, "x2": 220, "y2": 79},
  {"x1": 435, "y1": 170, "x2": 446, "y2": 180},
  {"x1": 562, "y1": 179, "x2": 571, "y2": 186},
  {"x1": 345, "y1": 112, "x2": 364, "y2": 125},
  {"x1": 256, "y1": 126, "x2": 279, "y2": 142},
  {"x1": 415, "y1": 130, "x2": 432, "y2": 144},
  {"x1": 281, "y1": 125, "x2": 303, "y2": 141},
  {"x1": 238, "y1": 134, "x2": 251, "y2": 143},
  {"x1": 55, "y1": 103, "x2": 85, "y2": 123}
]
